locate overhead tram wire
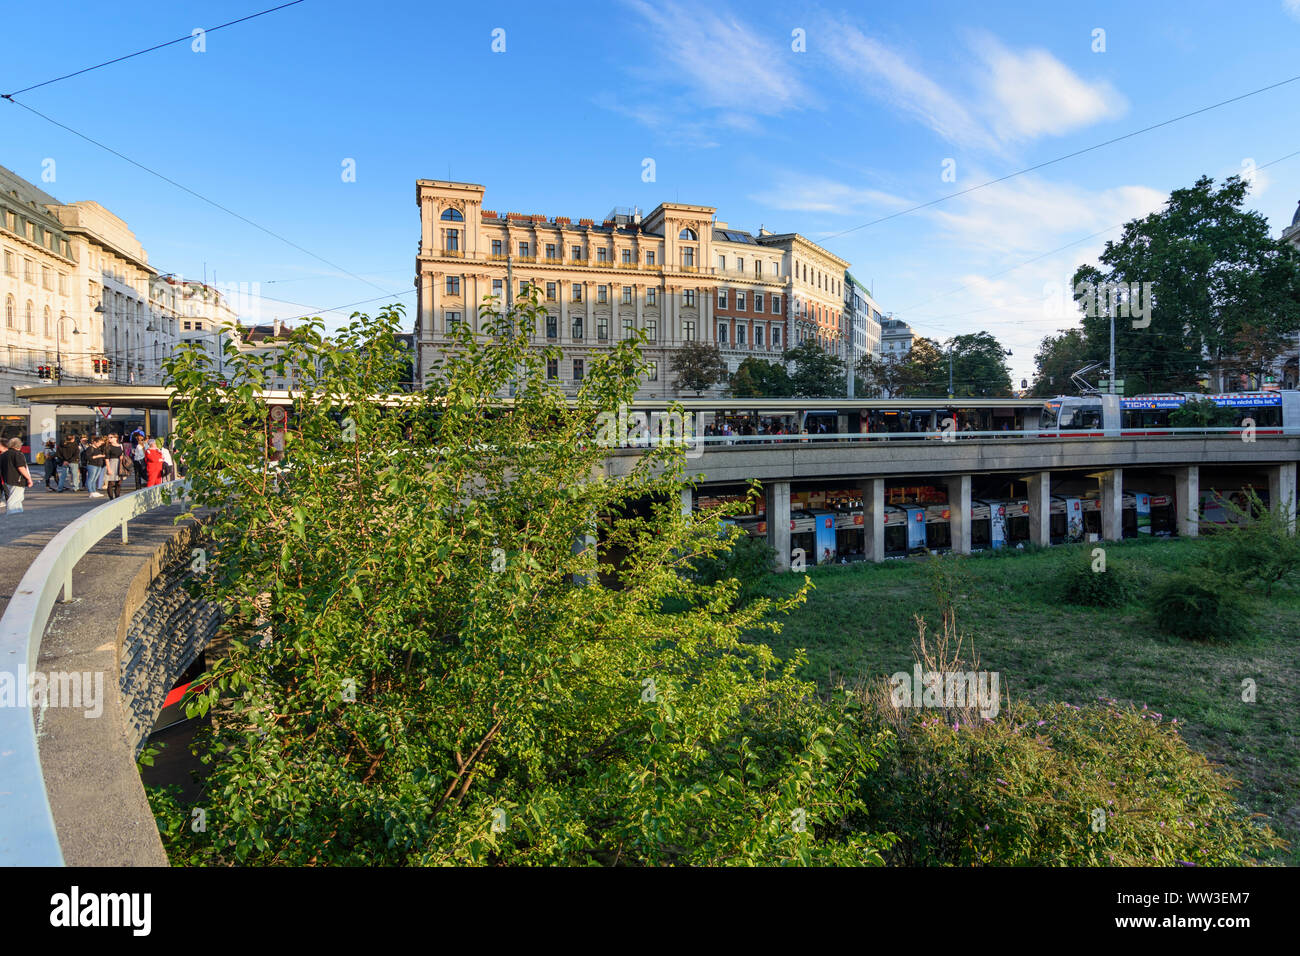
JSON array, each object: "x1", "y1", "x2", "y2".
[
  {"x1": 821, "y1": 72, "x2": 1300, "y2": 242},
  {"x1": 3, "y1": 99, "x2": 390, "y2": 297},
  {"x1": 1, "y1": 1, "x2": 307, "y2": 98}
]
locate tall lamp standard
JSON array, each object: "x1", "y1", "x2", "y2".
[{"x1": 55, "y1": 315, "x2": 82, "y2": 380}]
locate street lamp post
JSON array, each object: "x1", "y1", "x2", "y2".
[{"x1": 55, "y1": 315, "x2": 81, "y2": 380}]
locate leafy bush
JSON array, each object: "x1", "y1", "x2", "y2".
[
  {"x1": 685, "y1": 529, "x2": 776, "y2": 606},
  {"x1": 852, "y1": 696, "x2": 1284, "y2": 866},
  {"x1": 158, "y1": 298, "x2": 896, "y2": 866},
  {"x1": 1149, "y1": 571, "x2": 1250, "y2": 642},
  {"x1": 1169, "y1": 396, "x2": 1238, "y2": 430},
  {"x1": 1206, "y1": 488, "x2": 1300, "y2": 597},
  {"x1": 1061, "y1": 556, "x2": 1133, "y2": 607}
]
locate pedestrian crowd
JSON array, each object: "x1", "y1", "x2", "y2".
[{"x1": 2, "y1": 429, "x2": 176, "y2": 515}]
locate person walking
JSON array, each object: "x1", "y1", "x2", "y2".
[
  {"x1": 131, "y1": 433, "x2": 147, "y2": 489},
  {"x1": 78, "y1": 435, "x2": 90, "y2": 491},
  {"x1": 144, "y1": 439, "x2": 164, "y2": 487},
  {"x1": 1, "y1": 437, "x2": 33, "y2": 514},
  {"x1": 158, "y1": 440, "x2": 175, "y2": 480},
  {"x1": 104, "y1": 433, "x2": 124, "y2": 500},
  {"x1": 42, "y1": 440, "x2": 58, "y2": 490},
  {"x1": 57, "y1": 435, "x2": 79, "y2": 492},
  {"x1": 87, "y1": 437, "x2": 107, "y2": 498}
]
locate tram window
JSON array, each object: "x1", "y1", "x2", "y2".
[{"x1": 1061, "y1": 405, "x2": 1102, "y2": 430}]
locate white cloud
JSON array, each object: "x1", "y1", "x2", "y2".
[
  {"x1": 748, "y1": 175, "x2": 911, "y2": 214},
  {"x1": 620, "y1": 0, "x2": 809, "y2": 116},
  {"x1": 973, "y1": 35, "x2": 1127, "y2": 140},
  {"x1": 1286, "y1": 0, "x2": 1300, "y2": 22},
  {"x1": 821, "y1": 23, "x2": 999, "y2": 151}
]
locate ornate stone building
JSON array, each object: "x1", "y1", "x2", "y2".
[{"x1": 414, "y1": 180, "x2": 861, "y2": 397}]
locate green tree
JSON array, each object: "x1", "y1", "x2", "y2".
[
  {"x1": 782, "y1": 340, "x2": 846, "y2": 397},
  {"x1": 1071, "y1": 175, "x2": 1300, "y2": 394},
  {"x1": 671, "y1": 340, "x2": 729, "y2": 396},
  {"x1": 160, "y1": 298, "x2": 894, "y2": 866},
  {"x1": 945, "y1": 331, "x2": 1012, "y2": 397},
  {"x1": 895, "y1": 337, "x2": 947, "y2": 396},
  {"x1": 1031, "y1": 328, "x2": 1093, "y2": 397},
  {"x1": 730, "y1": 356, "x2": 792, "y2": 398}
]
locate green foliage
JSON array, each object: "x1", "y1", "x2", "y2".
[
  {"x1": 1169, "y1": 396, "x2": 1238, "y2": 429},
  {"x1": 1031, "y1": 328, "x2": 1091, "y2": 397},
  {"x1": 853, "y1": 697, "x2": 1284, "y2": 866},
  {"x1": 1149, "y1": 572, "x2": 1249, "y2": 642},
  {"x1": 944, "y1": 331, "x2": 1013, "y2": 397},
  {"x1": 1061, "y1": 556, "x2": 1134, "y2": 608},
  {"x1": 670, "y1": 340, "x2": 729, "y2": 395},
  {"x1": 1207, "y1": 488, "x2": 1300, "y2": 597},
  {"x1": 158, "y1": 297, "x2": 894, "y2": 866},
  {"x1": 729, "y1": 357, "x2": 791, "y2": 398},
  {"x1": 685, "y1": 527, "x2": 776, "y2": 607},
  {"x1": 782, "y1": 340, "x2": 846, "y2": 398}
]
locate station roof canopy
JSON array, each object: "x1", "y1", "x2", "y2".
[{"x1": 15, "y1": 384, "x2": 177, "y2": 409}]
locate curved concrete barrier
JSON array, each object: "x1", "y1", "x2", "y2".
[{"x1": 0, "y1": 480, "x2": 188, "y2": 865}]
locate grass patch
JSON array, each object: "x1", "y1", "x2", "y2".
[{"x1": 749, "y1": 538, "x2": 1300, "y2": 863}]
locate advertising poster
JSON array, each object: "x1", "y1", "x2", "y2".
[
  {"x1": 906, "y1": 507, "x2": 927, "y2": 550},
  {"x1": 1135, "y1": 493, "x2": 1151, "y2": 534},
  {"x1": 1065, "y1": 497, "x2": 1083, "y2": 542},
  {"x1": 990, "y1": 504, "x2": 1007, "y2": 549},
  {"x1": 815, "y1": 513, "x2": 837, "y2": 564}
]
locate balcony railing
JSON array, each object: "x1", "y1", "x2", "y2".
[{"x1": 441, "y1": 248, "x2": 465, "y2": 258}]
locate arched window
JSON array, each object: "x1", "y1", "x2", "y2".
[
  {"x1": 25, "y1": 300, "x2": 34, "y2": 332},
  {"x1": 4, "y1": 295, "x2": 13, "y2": 328},
  {"x1": 678, "y1": 227, "x2": 697, "y2": 241},
  {"x1": 441, "y1": 208, "x2": 464, "y2": 221},
  {"x1": 43, "y1": 306, "x2": 51, "y2": 337}
]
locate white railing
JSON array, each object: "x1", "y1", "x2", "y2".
[{"x1": 0, "y1": 479, "x2": 189, "y2": 865}]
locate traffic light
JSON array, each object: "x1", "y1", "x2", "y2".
[{"x1": 37, "y1": 365, "x2": 50, "y2": 379}]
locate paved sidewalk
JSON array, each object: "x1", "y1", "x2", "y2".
[{"x1": 0, "y1": 481, "x2": 147, "y2": 617}]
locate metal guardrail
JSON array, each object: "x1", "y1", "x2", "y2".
[{"x1": 0, "y1": 479, "x2": 189, "y2": 866}]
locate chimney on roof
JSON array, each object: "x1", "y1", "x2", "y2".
[{"x1": 273, "y1": 317, "x2": 282, "y2": 337}]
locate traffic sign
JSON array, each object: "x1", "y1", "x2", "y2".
[{"x1": 95, "y1": 406, "x2": 112, "y2": 419}]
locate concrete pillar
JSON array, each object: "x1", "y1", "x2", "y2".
[
  {"x1": 1175, "y1": 465, "x2": 1199, "y2": 538},
  {"x1": 1026, "y1": 471, "x2": 1051, "y2": 547},
  {"x1": 1100, "y1": 469, "x2": 1123, "y2": 542},
  {"x1": 766, "y1": 480, "x2": 791, "y2": 571},
  {"x1": 1268, "y1": 462, "x2": 1297, "y2": 534},
  {"x1": 860, "y1": 477, "x2": 885, "y2": 563},
  {"x1": 945, "y1": 474, "x2": 972, "y2": 554}
]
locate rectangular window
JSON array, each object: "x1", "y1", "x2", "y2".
[
  {"x1": 546, "y1": 282, "x2": 557, "y2": 301},
  {"x1": 446, "y1": 230, "x2": 459, "y2": 251},
  {"x1": 647, "y1": 288, "x2": 657, "y2": 306},
  {"x1": 571, "y1": 283, "x2": 582, "y2": 302},
  {"x1": 183, "y1": 321, "x2": 192, "y2": 331},
  {"x1": 571, "y1": 244, "x2": 582, "y2": 260},
  {"x1": 42, "y1": 266, "x2": 52, "y2": 290},
  {"x1": 755, "y1": 326, "x2": 764, "y2": 347},
  {"x1": 546, "y1": 314, "x2": 558, "y2": 338},
  {"x1": 718, "y1": 324, "x2": 728, "y2": 345},
  {"x1": 546, "y1": 243, "x2": 557, "y2": 260},
  {"x1": 773, "y1": 328, "x2": 781, "y2": 347},
  {"x1": 684, "y1": 289, "x2": 696, "y2": 307},
  {"x1": 621, "y1": 249, "x2": 632, "y2": 265},
  {"x1": 519, "y1": 242, "x2": 530, "y2": 257},
  {"x1": 598, "y1": 285, "x2": 608, "y2": 304},
  {"x1": 717, "y1": 255, "x2": 726, "y2": 271},
  {"x1": 573, "y1": 359, "x2": 584, "y2": 381},
  {"x1": 2, "y1": 250, "x2": 11, "y2": 275},
  {"x1": 648, "y1": 361, "x2": 658, "y2": 381},
  {"x1": 547, "y1": 358, "x2": 558, "y2": 380},
  {"x1": 646, "y1": 251, "x2": 655, "y2": 266},
  {"x1": 736, "y1": 292, "x2": 746, "y2": 311},
  {"x1": 646, "y1": 319, "x2": 657, "y2": 341},
  {"x1": 683, "y1": 320, "x2": 695, "y2": 341},
  {"x1": 446, "y1": 276, "x2": 460, "y2": 295},
  {"x1": 621, "y1": 286, "x2": 632, "y2": 304},
  {"x1": 571, "y1": 316, "x2": 583, "y2": 339},
  {"x1": 597, "y1": 317, "x2": 608, "y2": 340},
  {"x1": 597, "y1": 248, "x2": 608, "y2": 263},
  {"x1": 772, "y1": 295, "x2": 781, "y2": 314},
  {"x1": 682, "y1": 248, "x2": 695, "y2": 268},
  {"x1": 755, "y1": 261, "x2": 762, "y2": 277},
  {"x1": 754, "y1": 292, "x2": 764, "y2": 312},
  {"x1": 492, "y1": 239, "x2": 503, "y2": 256},
  {"x1": 519, "y1": 280, "x2": 529, "y2": 296},
  {"x1": 737, "y1": 258, "x2": 744, "y2": 273},
  {"x1": 737, "y1": 326, "x2": 746, "y2": 346},
  {"x1": 717, "y1": 289, "x2": 727, "y2": 309},
  {"x1": 623, "y1": 317, "x2": 634, "y2": 339},
  {"x1": 446, "y1": 311, "x2": 461, "y2": 330},
  {"x1": 493, "y1": 278, "x2": 503, "y2": 298},
  {"x1": 25, "y1": 259, "x2": 35, "y2": 283}
]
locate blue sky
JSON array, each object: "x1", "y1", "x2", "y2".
[{"x1": 3, "y1": 0, "x2": 1299, "y2": 383}]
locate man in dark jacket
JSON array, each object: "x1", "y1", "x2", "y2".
[{"x1": 57, "y1": 435, "x2": 79, "y2": 492}]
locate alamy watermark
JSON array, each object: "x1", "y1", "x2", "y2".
[
  {"x1": 595, "y1": 405, "x2": 703, "y2": 459},
  {"x1": 1043, "y1": 280, "x2": 1154, "y2": 328},
  {"x1": 0, "y1": 668, "x2": 104, "y2": 718},
  {"x1": 889, "y1": 664, "x2": 1001, "y2": 718}
]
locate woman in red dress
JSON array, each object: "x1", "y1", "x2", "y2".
[{"x1": 144, "y1": 439, "x2": 164, "y2": 487}]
